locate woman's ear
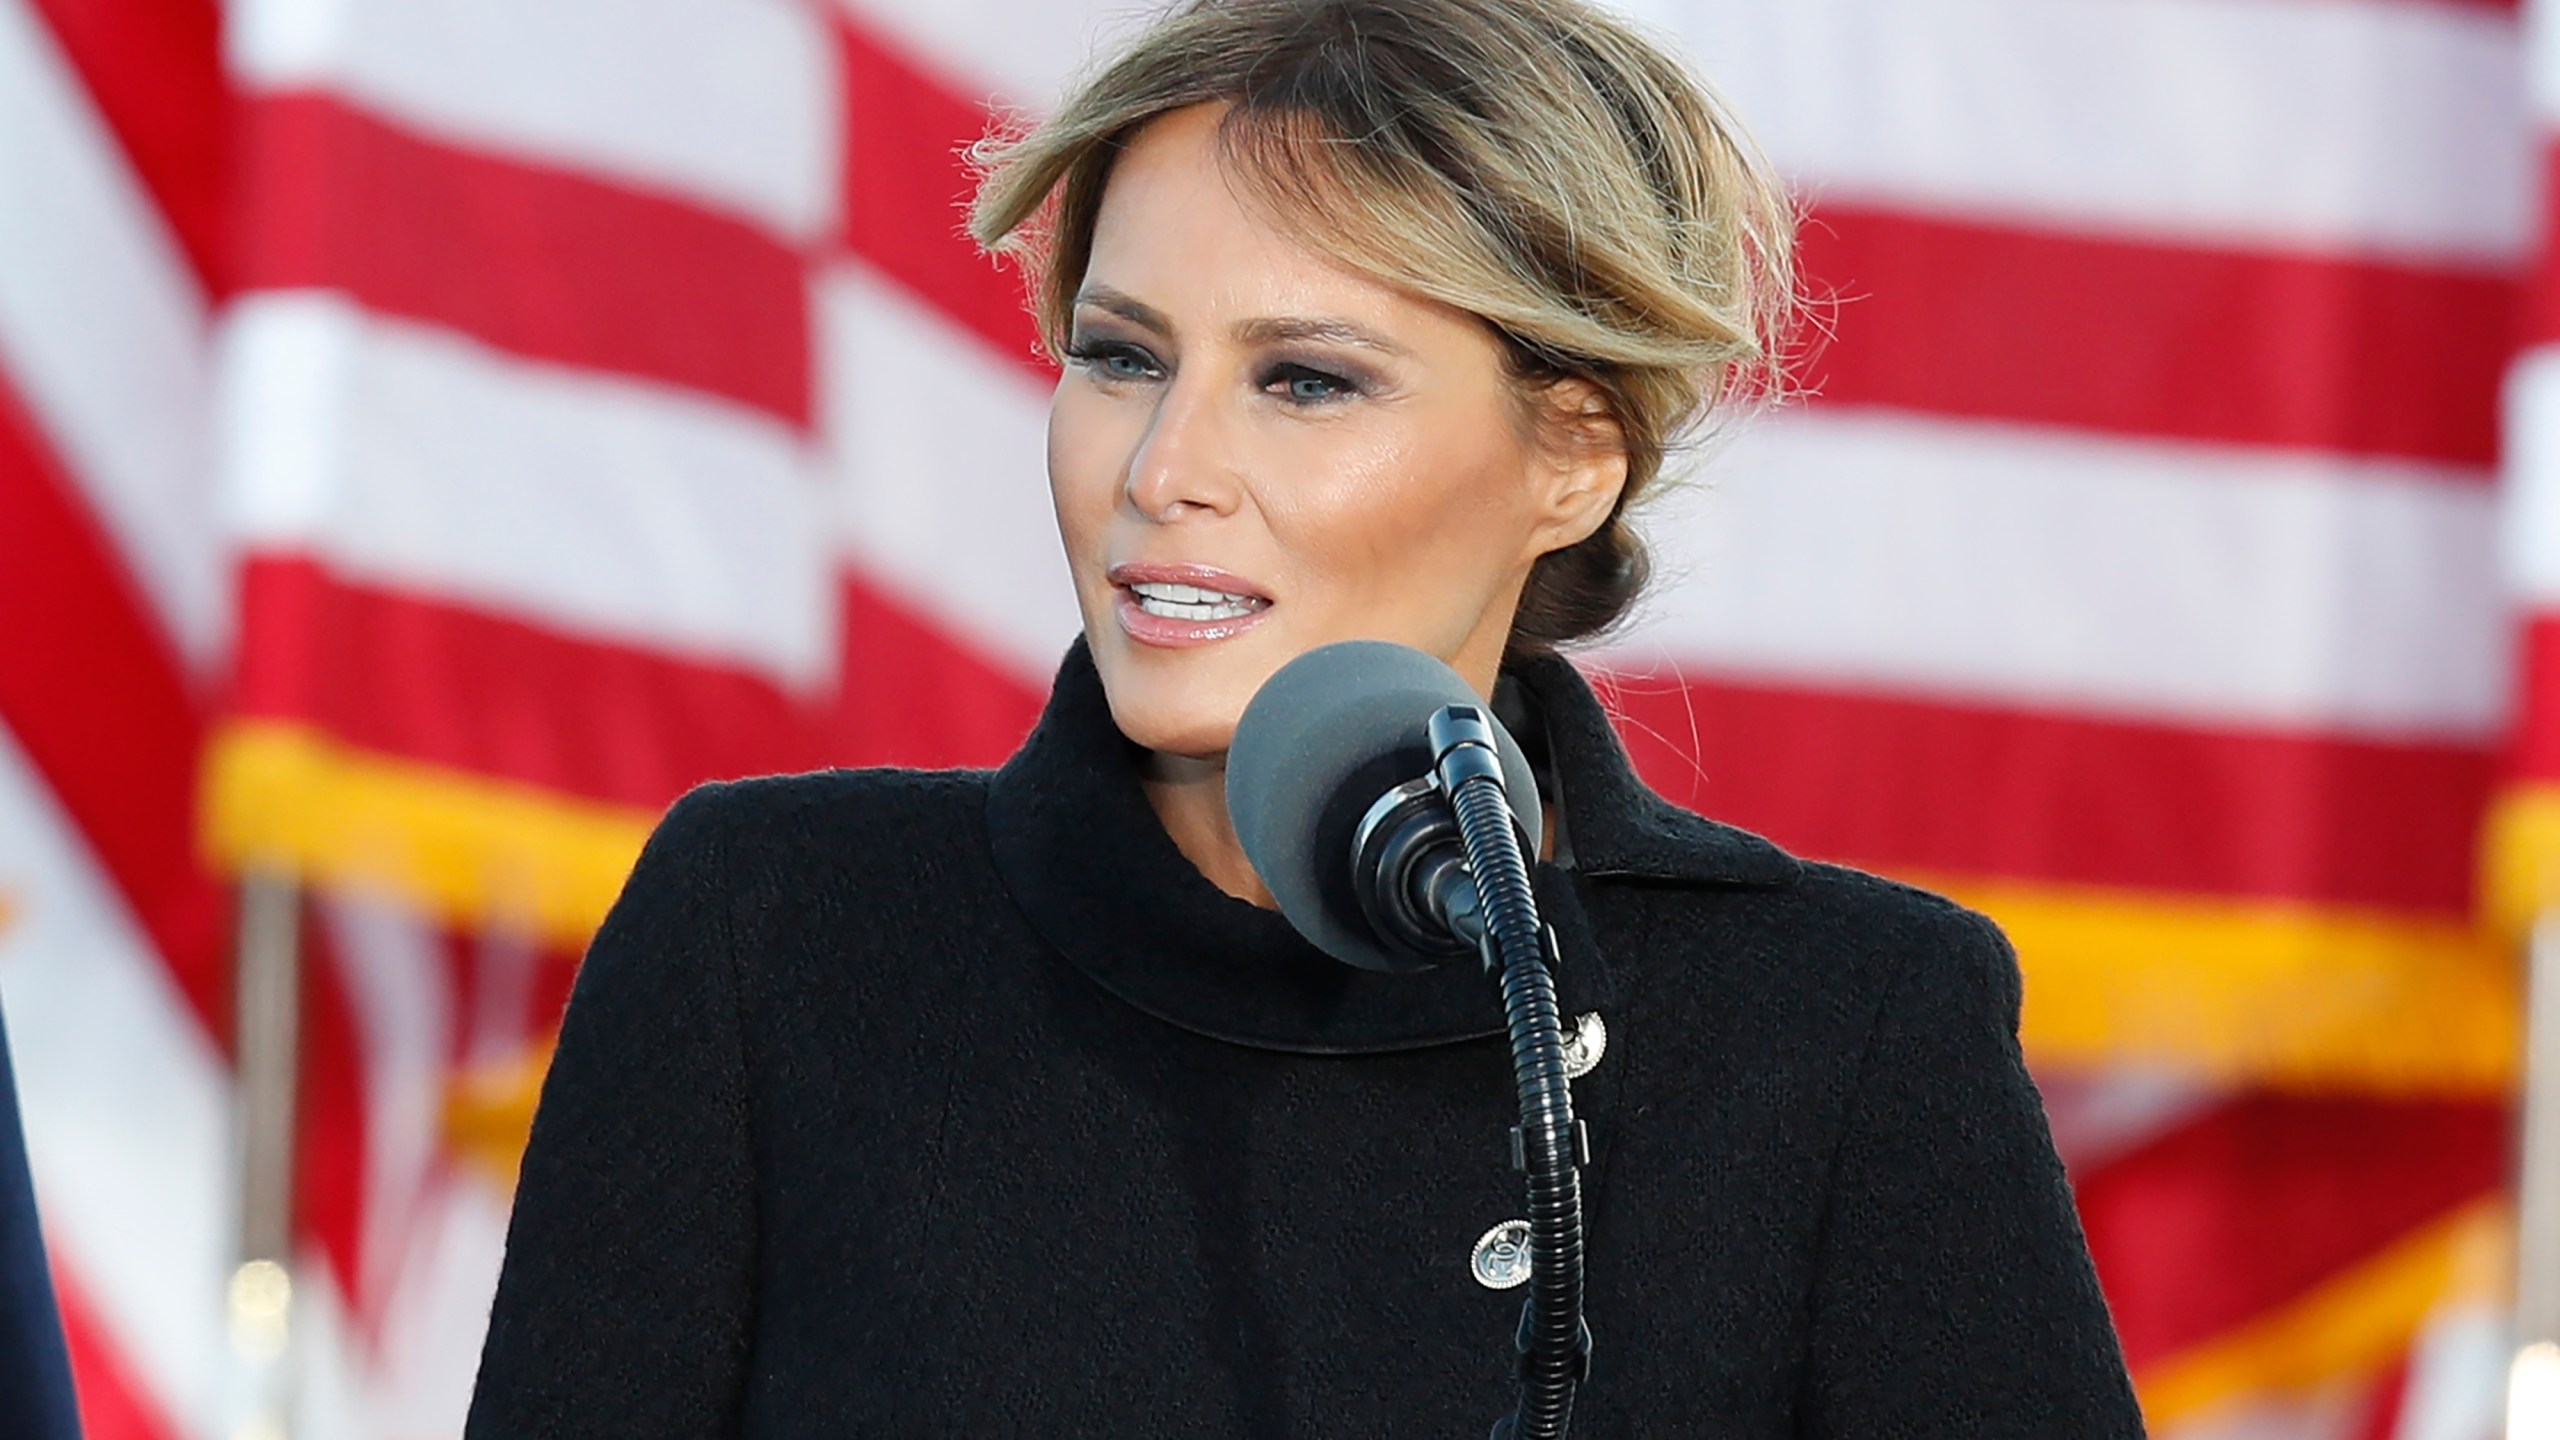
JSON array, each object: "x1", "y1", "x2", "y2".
[{"x1": 1526, "y1": 379, "x2": 1631, "y2": 557}]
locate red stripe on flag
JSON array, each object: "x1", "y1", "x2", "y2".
[
  {"x1": 835, "y1": 573, "x2": 1047, "y2": 769},
  {"x1": 835, "y1": 17, "x2": 1051, "y2": 380},
  {"x1": 2354, "y1": 1357, "x2": 2413, "y2": 1440},
  {"x1": 1599, "y1": 669, "x2": 2489, "y2": 915},
  {"x1": 2072, "y1": 1094, "x2": 2506, "y2": 1369},
  {"x1": 0, "y1": 371, "x2": 226, "y2": 1035},
  {"x1": 231, "y1": 557, "x2": 1053, "y2": 803},
  {"x1": 1800, "y1": 204, "x2": 2516, "y2": 469},
  {"x1": 2498, "y1": 614, "x2": 2560, "y2": 785},
  {"x1": 295, "y1": 901, "x2": 368, "y2": 1330},
  {"x1": 234, "y1": 93, "x2": 813, "y2": 427},
  {"x1": 232, "y1": 557, "x2": 837, "y2": 812},
  {"x1": 53, "y1": 1262, "x2": 178, "y2": 1440},
  {"x1": 2517, "y1": 143, "x2": 2560, "y2": 354},
  {"x1": 446, "y1": 924, "x2": 582, "y2": 1064},
  {"x1": 24, "y1": 0, "x2": 226, "y2": 291}
]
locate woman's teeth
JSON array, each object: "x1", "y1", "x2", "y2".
[{"x1": 1129, "y1": 581, "x2": 1267, "y2": 621}]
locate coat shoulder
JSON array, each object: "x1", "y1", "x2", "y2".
[
  {"x1": 1601, "y1": 846, "x2": 2022, "y2": 1037},
  {"x1": 655, "y1": 766, "x2": 994, "y2": 866},
  {"x1": 1758, "y1": 857, "x2": 2022, "y2": 1024},
  {"x1": 1785, "y1": 858, "x2": 2008, "y2": 946}
]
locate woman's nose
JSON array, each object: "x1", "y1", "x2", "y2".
[{"x1": 1122, "y1": 378, "x2": 1243, "y2": 522}]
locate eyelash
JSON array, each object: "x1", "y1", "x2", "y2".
[
  {"x1": 1062, "y1": 339, "x2": 1164, "y2": 384},
  {"x1": 1063, "y1": 340, "x2": 1364, "y2": 407},
  {"x1": 1258, "y1": 362, "x2": 1360, "y2": 406}
]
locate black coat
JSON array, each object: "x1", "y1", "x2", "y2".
[{"x1": 466, "y1": 642, "x2": 2144, "y2": 1437}]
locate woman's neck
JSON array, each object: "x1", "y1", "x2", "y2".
[{"x1": 1140, "y1": 750, "x2": 1277, "y2": 909}]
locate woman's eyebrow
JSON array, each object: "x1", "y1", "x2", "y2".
[
  {"x1": 1072, "y1": 285, "x2": 1173, "y2": 334},
  {"x1": 1234, "y1": 315, "x2": 1409, "y2": 356}
]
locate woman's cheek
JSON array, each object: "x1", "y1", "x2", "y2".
[
  {"x1": 1291, "y1": 441, "x2": 1450, "y2": 583},
  {"x1": 1046, "y1": 393, "x2": 1126, "y2": 560},
  {"x1": 1262, "y1": 422, "x2": 1408, "y2": 522}
]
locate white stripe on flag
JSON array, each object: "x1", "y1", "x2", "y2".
[
  {"x1": 833, "y1": 0, "x2": 1159, "y2": 108},
  {"x1": 358, "y1": 1178, "x2": 514, "y2": 1439},
  {"x1": 1630, "y1": 0, "x2": 2530, "y2": 265},
  {"x1": 228, "y1": 0, "x2": 843, "y2": 242},
  {"x1": 282, "y1": 1176, "x2": 514, "y2": 1439},
  {"x1": 1630, "y1": 407, "x2": 2507, "y2": 739},
  {"x1": 220, "y1": 293, "x2": 840, "y2": 689},
  {"x1": 815, "y1": 261, "x2": 1079, "y2": 683},
  {"x1": 2393, "y1": 1300, "x2": 2511, "y2": 1440},
  {"x1": 0, "y1": 0, "x2": 223, "y2": 666},
  {"x1": 2528, "y1": 0, "x2": 2560, "y2": 124},
  {"x1": 0, "y1": 720, "x2": 230, "y2": 1433},
  {"x1": 2501, "y1": 348, "x2": 2560, "y2": 608},
  {"x1": 315, "y1": 894, "x2": 451, "y2": 1338},
  {"x1": 842, "y1": 0, "x2": 2531, "y2": 265}
]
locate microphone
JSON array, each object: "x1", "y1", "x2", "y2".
[
  {"x1": 1224, "y1": 640, "x2": 1542, "y2": 972},
  {"x1": 1226, "y1": 640, "x2": 1592, "y2": 1440}
]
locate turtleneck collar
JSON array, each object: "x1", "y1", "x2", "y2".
[{"x1": 983, "y1": 640, "x2": 1797, "y2": 1055}]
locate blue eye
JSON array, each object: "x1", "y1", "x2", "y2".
[
  {"x1": 1065, "y1": 339, "x2": 1164, "y2": 383},
  {"x1": 1264, "y1": 363, "x2": 1356, "y2": 404}
]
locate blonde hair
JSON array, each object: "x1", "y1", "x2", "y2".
[{"x1": 971, "y1": 0, "x2": 1796, "y2": 657}]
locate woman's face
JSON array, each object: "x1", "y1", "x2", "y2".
[{"x1": 1048, "y1": 103, "x2": 1626, "y2": 760}]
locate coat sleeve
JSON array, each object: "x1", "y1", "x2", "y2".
[
  {"x1": 466, "y1": 786, "x2": 759, "y2": 1439},
  {"x1": 1797, "y1": 906, "x2": 2146, "y2": 1438}
]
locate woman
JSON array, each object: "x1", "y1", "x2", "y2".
[{"x1": 466, "y1": 0, "x2": 2144, "y2": 1434}]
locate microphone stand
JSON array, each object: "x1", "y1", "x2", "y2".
[{"x1": 1424, "y1": 707, "x2": 1592, "y2": 1440}]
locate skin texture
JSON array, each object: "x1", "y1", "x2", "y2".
[{"x1": 1046, "y1": 103, "x2": 1629, "y2": 904}]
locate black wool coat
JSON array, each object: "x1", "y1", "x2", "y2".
[{"x1": 465, "y1": 642, "x2": 2145, "y2": 1438}]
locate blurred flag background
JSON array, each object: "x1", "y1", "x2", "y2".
[{"x1": 0, "y1": 0, "x2": 2549, "y2": 1435}]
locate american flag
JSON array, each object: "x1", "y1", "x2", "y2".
[{"x1": 0, "y1": 0, "x2": 2539, "y2": 1434}]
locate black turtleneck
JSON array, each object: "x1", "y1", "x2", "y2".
[{"x1": 466, "y1": 643, "x2": 2142, "y2": 1438}]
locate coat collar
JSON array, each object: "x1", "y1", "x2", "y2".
[
  {"x1": 1497, "y1": 652, "x2": 1799, "y2": 889},
  {"x1": 983, "y1": 641, "x2": 1795, "y2": 1056}
]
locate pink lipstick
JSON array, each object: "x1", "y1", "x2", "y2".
[{"x1": 1107, "y1": 562, "x2": 1275, "y2": 648}]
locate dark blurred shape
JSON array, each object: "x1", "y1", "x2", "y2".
[{"x1": 0, "y1": 1007, "x2": 80, "y2": 1439}]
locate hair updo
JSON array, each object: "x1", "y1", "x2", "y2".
[{"x1": 971, "y1": 0, "x2": 1796, "y2": 660}]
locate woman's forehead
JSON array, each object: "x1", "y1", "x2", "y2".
[
  {"x1": 1083, "y1": 107, "x2": 1482, "y2": 345},
  {"x1": 1088, "y1": 106, "x2": 1313, "y2": 271}
]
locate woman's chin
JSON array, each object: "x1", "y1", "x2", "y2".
[
  {"x1": 1092, "y1": 635, "x2": 1273, "y2": 763},
  {"x1": 1102, "y1": 688, "x2": 1250, "y2": 763}
]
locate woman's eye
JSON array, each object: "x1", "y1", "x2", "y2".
[
  {"x1": 1262, "y1": 363, "x2": 1357, "y2": 405},
  {"x1": 1066, "y1": 340, "x2": 1164, "y2": 383}
]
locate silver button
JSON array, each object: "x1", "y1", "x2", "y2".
[
  {"x1": 1471, "y1": 1219, "x2": 1534, "y2": 1289},
  {"x1": 1562, "y1": 1011, "x2": 1606, "y2": 1080}
]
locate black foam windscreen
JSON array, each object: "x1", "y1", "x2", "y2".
[{"x1": 1225, "y1": 640, "x2": 1541, "y2": 971}]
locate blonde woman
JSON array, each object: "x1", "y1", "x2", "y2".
[{"x1": 466, "y1": 1, "x2": 2143, "y2": 1433}]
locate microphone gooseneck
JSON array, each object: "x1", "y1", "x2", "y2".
[
  {"x1": 1430, "y1": 709, "x2": 1588, "y2": 1440},
  {"x1": 1227, "y1": 642, "x2": 1590, "y2": 1440}
]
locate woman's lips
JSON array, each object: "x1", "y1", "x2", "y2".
[{"x1": 1108, "y1": 563, "x2": 1274, "y2": 648}]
